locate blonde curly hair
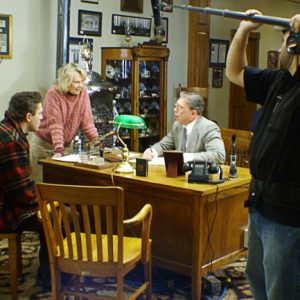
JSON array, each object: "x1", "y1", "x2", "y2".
[{"x1": 55, "y1": 63, "x2": 87, "y2": 94}]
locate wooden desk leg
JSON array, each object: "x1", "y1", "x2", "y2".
[
  {"x1": 192, "y1": 264, "x2": 202, "y2": 300},
  {"x1": 191, "y1": 197, "x2": 203, "y2": 300}
]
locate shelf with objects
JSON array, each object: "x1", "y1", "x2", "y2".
[
  {"x1": 101, "y1": 44, "x2": 170, "y2": 152},
  {"x1": 72, "y1": 39, "x2": 118, "y2": 151}
]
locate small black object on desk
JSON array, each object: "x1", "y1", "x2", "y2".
[{"x1": 136, "y1": 158, "x2": 148, "y2": 177}]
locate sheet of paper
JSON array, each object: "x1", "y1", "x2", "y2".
[
  {"x1": 148, "y1": 157, "x2": 165, "y2": 166},
  {"x1": 52, "y1": 154, "x2": 80, "y2": 162},
  {"x1": 116, "y1": 152, "x2": 140, "y2": 159},
  {"x1": 52, "y1": 154, "x2": 97, "y2": 163}
]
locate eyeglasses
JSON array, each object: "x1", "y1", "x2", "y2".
[{"x1": 174, "y1": 103, "x2": 191, "y2": 111}]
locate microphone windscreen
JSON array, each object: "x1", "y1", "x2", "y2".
[
  {"x1": 232, "y1": 134, "x2": 236, "y2": 144},
  {"x1": 231, "y1": 134, "x2": 236, "y2": 155},
  {"x1": 151, "y1": 0, "x2": 162, "y2": 27}
]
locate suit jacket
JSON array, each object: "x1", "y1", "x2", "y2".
[{"x1": 152, "y1": 116, "x2": 225, "y2": 164}]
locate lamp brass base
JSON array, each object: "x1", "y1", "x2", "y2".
[{"x1": 115, "y1": 161, "x2": 135, "y2": 173}]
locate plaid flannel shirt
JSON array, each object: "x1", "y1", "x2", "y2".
[{"x1": 0, "y1": 112, "x2": 38, "y2": 232}]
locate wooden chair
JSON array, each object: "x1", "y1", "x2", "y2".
[
  {"x1": 0, "y1": 232, "x2": 22, "y2": 300},
  {"x1": 177, "y1": 85, "x2": 208, "y2": 117},
  {"x1": 221, "y1": 128, "x2": 253, "y2": 167},
  {"x1": 35, "y1": 183, "x2": 153, "y2": 300}
]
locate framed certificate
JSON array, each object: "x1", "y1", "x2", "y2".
[
  {"x1": 0, "y1": 14, "x2": 12, "y2": 59},
  {"x1": 163, "y1": 150, "x2": 184, "y2": 178}
]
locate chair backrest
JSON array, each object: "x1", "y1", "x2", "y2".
[
  {"x1": 177, "y1": 86, "x2": 208, "y2": 117},
  {"x1": 220, "y1": 128, "x2": 253, "y2": 167},
  {"x1": 35, "y1": 183, "x2": 125, "y2": 275}
]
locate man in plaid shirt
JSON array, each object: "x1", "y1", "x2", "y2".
[{"x1": 0, "y1": 91, "x2": 50, "y2": 290}]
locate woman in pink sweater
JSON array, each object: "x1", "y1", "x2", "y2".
[{"x1": 30, "y1": 63, "x2": 98, "y2": 181}]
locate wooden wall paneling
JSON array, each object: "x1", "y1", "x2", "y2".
[
  {"x1": 228, "y1": 31, "x2": 260, "y2": 130},
  {"x1": 187, "y1": 0, "x2": 210, "y2": 87}
]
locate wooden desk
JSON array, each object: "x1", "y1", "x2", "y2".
[{"x1": 40, "y1": 159, "x2": 251, "y2": 300}]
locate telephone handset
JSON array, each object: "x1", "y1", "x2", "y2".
[{"x1": 182, "y1": 160, "x2": 225, "y2": 184}]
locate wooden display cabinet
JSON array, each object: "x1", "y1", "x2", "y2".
[{"x1": 101, "y1": 44, "x2": 170, "y2": 152}]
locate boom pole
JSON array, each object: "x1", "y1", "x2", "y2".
[{"x1": 161, "y1": 2, "x2": 290, "y2": 28}]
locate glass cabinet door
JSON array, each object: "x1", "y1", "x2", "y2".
[
  {"x1": 103, "y1": 56, "x2": 133, "y2": 149},
  {"x1": 138, "y1": 60, "x2": 161, "y2": 152},
  {"x1": 102, "y1": 46, "x2": 169, "y2": 153},
  {"x1": 105, "y1": 59, "x2": 132, "y2": 113}
]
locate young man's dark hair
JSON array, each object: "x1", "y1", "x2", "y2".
[{"x1": 8, "y1": 91, "x2": 42, "y2": 121}]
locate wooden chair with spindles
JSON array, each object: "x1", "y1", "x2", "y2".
[
  {"x1": 0, "y1": 232, "x2": 22, "y2": 300},
  {"x1": 35, "y1": 183, "x2": 153, "y2": 300},
  {"x1": 220, "y1": 128, "x2": 253, "y2": 167}
]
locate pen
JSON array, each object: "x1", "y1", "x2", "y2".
[{"x1": 149, "y1": 145, "x2": 153, "y2": 153}]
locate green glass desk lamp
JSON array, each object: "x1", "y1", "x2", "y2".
[{"x1": 112, "y1": 114, "x2": 147, "y2": 173}]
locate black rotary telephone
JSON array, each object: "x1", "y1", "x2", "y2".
[{"x1": 182, "y1": 160, "x2": 225, "y2": 184}]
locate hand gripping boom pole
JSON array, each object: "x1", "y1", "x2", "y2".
[{"x1": 160, "y1": 2, "x2": 290, "y2": 29}]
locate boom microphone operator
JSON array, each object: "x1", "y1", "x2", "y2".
[{"x1": 229, "y1": 134, "x2": 238, "y2": 178}]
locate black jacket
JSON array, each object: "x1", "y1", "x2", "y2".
[{"x1": 244, "y1": 66, "x2": 300, "y2": 227}]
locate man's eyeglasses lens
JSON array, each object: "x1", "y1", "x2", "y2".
[{"x1": 174, "y1": 104, "x2": 189, "y2": 110}]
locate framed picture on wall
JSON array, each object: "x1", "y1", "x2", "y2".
[
  {"x1": 68, "y1": 37, "x2": 93, "y2": 68},
  {"x1": 212, "y1": 67, "x2": 223, "y2": 88},
  {"x1": 209, "y1": 39, "x2": 229, "y2": 68},
  {"x1": 111, "y1": 14, "x2": 151, "y2": 37},
  {"x1": 0, "y1": 14, "x2": 12, "y2": 59},
  {"x1": 78, "y1": 10, "x2": 102, "y2": 36},
  {"x1": 161, "y1": 17, "x2": 168, "y2": 43},
  {"x1": 120, "y1": 0, "x2": 143, "y2": 13}
]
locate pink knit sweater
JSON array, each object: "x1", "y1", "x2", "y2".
[{"x1": 35, "y1": 86, "x2": 98, "y2": 154}]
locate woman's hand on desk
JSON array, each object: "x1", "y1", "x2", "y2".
[{"x1": 143, "y1": 148, "x2": 158, "y2": 160}]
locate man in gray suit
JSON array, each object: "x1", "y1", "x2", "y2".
[{"x1": 143, "y1": 92, "x2": 225, "y2": 163}]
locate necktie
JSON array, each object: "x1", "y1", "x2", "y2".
[{"x1": 181, "y1": 127, "x2": 187, "y2": 152}]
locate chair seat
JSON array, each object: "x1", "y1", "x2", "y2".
[
  {"x1": 35, "y1": 183, "x2": 153, "y2": 299},
  {"x1": 56, "y1": 233, "x2": 146, "y2": 277},
  {"x1": 59, "y1": 233, "x2": 142, "y2": 263}
]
